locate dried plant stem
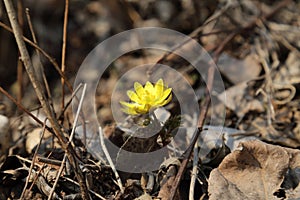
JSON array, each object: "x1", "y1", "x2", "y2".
[
  {"x1": 48, "y1": 154, "x2": 67, "y2": 200},
  {"x1": 0, "y1": 21, "x2": 73, "y2": 92},
  {"x1": 2, "y1": 1, "x2": 90, "y2": 199},
  {"x1": 0, "y1": 86, "x2": 46, "y2": 127},
  {"x1": 25, "y1": 8, "x2": 54, "y2": 112},
  {"x1": 16, "y1": 0, "x2": 24, "y2": 104},
  {"x1": 61, "y1": 0, "x2": 69, "y2": 109},
  {"x1": 63, "y1": 177, "x2": 107, "y2": 200},
  {"x1": 99, "y1": 127, "x2": 124, "y2": 194},
  {"x1": 20, "y1": 119, "x2": 48, "y2": 200},
  {"x1": 48, "y1": 83, "x2": 87, "y2": 200},
  {"x1": 189, "y1": 142, "x2": 199, "y2": 200}
]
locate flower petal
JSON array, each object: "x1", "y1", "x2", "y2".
[
  {"x1": 154, "y1": 79, "x2": 164, "y2": 98},
  {"x1": 135, "y1": 104, "x2": 149, "y2": 114},
  {"x1": 144, "y1": 81, "x2": 154, "y2": 94},
  {"x1": 120, "y1": 79, "x2": 172, "y2": 115},
  {"x1": 121, "y1": 108, "x2": 137, "y2": 115},
  {"x1": 160, "y1": 93, "x2": 172, "y2": 106},
  {"x1": 134, "y1": 82, "x2": 145, "y2": 98},
  {"x1": 120, "y1": 101, "x2": 136, "y2": 109},
  {"x1": 155, "y1": 88, "x2": 172, "y2": 105},
  {"x1": 162, "y1": 88, "x2": 172, "y2": 100},
  {"x1": 127, "y1": 90, "x2": 141, "y2": 103}
]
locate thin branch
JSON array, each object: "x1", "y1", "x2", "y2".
[
  {"x1": 25, "y1": 8, "x2": 54, "y2": 112},
  {"x1": 20, "y1": 118, "x2": 48, "y2": 200},
  {"x1": 189, "y1": 142, "x2": 199, "y2": 200},
  {"x1": 69, "y1": 84, "x2": 86, "y2": 142},
  {"x1": 16, "y1": 0, "x2": 24, "y2": 104},
  {"x1": 168, "y1": 65, "x2": 214, "y2": 200},
  {"x1": 48, "y1": 154, "x2": 67, "y2": 200},
  {"x1": 49, "y1": 83, "x2": 88, "y2": 200},
  {"x1": 0, "y1": 86, "x2": 47, "y2": 128},
  {"x1": 61, "y1": 0, "x2": 69, "y2": 109},
  {"x1": 0, "y1": 21, "x2": 73, "y2": 93},
  {"x1": 58, "y1": 83, "x2": 83, "y2": 120},
  {"x1": 2, "y1": 1, "x2": 90, "y2": 199}
]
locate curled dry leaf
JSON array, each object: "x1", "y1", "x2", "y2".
[{"x1": 208, "y1": 140, "x2": 300, "y2": 200}]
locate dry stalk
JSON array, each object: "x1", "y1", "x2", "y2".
[
  {"x1": 2, "y1": 1, "x2": 90, "y2": 199},
  {"x1": 25, "y1": 8, "x2": 54, "y2": 112},
  {"x1": 0, "y1": 21, "x2": 73, "y2": 92},
  {"x1": 99, "y1": 127, "x2": 124, "y2": 194},
  {"x1": 61, "y1": 0, "x2": 69, "y2": 109},
  {"x1": 20, "y1": 119, "x2": 48, "y2": 199}
]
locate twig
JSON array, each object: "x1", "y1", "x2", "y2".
[
  {"x1": 0, "y1": 86, "x2": 47, "y2": 128},
  {"x1": 48, "y1": 83, "x2": 87, "y2": 200},
  {"x1": 2, "y1": 1, "x2": 90, "y2": 199},
  {"x1": 168, "y1": 65, "x2": 214, "y2": 200},
  {"x1": 69, "y1": 83, "x2": 87, "y2": 142},
  {"x1": 62, "y1": 176, "x2": 107, "y2": 200},
  {"x1": 0, "y1": 21, "x2": 73, "y2": 92},
  {"x1": 20, "y1": 118, "x2": 48, "y2": 200},
  {"x1": 57, "y1": 83, "x2": 83, "y2": 120},
  {"x1": 61, "y1": 0, "x2": 69, "y2": 109},
  {"x1": 189, "y1": 142, "x2": 199, "y2": 200},
  {"x1": 99, "y1": 127, "x2": 124, "y2": 194},
  {"x1": 28, "y1": 152, "x2": 53, "y2": 193},
  {"x1": 16, "y1": 0, "x2": 24, "y2": 104},
  {"x1": 37, "y1": 157, "x2": 62, "y2": 166},
  {"x1": 25, "y1": 8, "x2": 54, "y2": 112},
  {"x1": 48, "y1": 154, "x2": 67, "y2": 200}
]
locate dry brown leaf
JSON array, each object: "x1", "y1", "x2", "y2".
[
  {"x1": 208, "y1": 140, "x2": 300, "y2": 200},
  {"x1": 157, "y1": 158, "x2": 181, "y2": 200},
  {"x1": 218, "y1": 53, "x2": 261, "y2": 84},
  {"x1": 218, "y1": 82, "x2": 264, "y2": 117}
]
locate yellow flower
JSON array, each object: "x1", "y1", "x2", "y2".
[{"x1": 120, "y1": 79, "x2": 172, "y2": 115}]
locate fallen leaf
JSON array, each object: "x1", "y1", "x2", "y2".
[
  {"x1": 218, "y1": 81, "x2": 264, "y2": 117},
  {"x1": 208, "y1": 140, "x2": 300, "y2": 200},
  {"x1": 218, "y1": 53, "x2": 261, "y2": 84}
]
